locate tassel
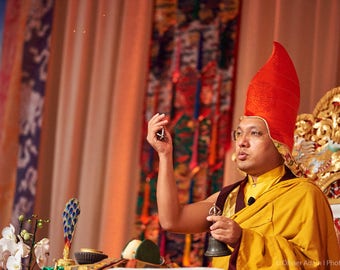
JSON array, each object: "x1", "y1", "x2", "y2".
[
  {"x1": 140, "y1": 177, "x2": 151, "y2": 225},
  {"x1": 171, "y1": 32, "x2": 181, "y2": 120},
  {"x1": 208, "y1": 73, "x2": 222, "y2": 166},
  {"x1": 183, "y1": 173, "x2": 195, "y2": 266},
  {"x1": 159, "y1": 229, "x2": 166, "y2": 257},
  {"x1": 189, "y1": 124, "x2": 200, "y2": 171},
  {"x1": 189, "y1": 31, "x2": 203, "y2": 171},
  {"x1": 185, "y1": 30, "x2": 203, "y2": 267},
  {"x1": 208, "y1": 121, "x2": 218, "y2": 166},
  {"x1": 182, "y1": 234, "x2": 192, "y2": 266}
]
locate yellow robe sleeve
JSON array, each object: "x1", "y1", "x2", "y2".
[{"x1": 212, "y1": 179, "x2": 340, "y2": 269}]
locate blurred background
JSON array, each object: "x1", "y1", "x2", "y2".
[{"x1": 0, "y1": 0, "x2": 339, "y2": 267}]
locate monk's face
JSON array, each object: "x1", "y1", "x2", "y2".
[{"x1": 233, "y1": 117, "x2": 283, "y2": 178}]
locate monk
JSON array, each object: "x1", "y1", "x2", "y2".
[{"x1": 147, "y1": 42, "x2": 340, "y2": 269}]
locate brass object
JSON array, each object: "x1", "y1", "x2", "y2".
[
  {"x1": 55, "y1": 258, "x2": 75, "y2": 268},
  {"x1": 54, "y1": 244, "x2": 76, "y2": 267},
  {"x1": 80, "y1": 248, "x2": 103, "y2": 253},
  {"x1": 205, "y1": 204, "x2": 232, "y2": 257},
  {"x1": 293, "y1": 86, "x2": 340, "y2": 197}
]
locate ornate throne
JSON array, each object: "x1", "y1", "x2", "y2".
[{"x1": 292, "y1": 86, "x2": 340, "y2": 244}]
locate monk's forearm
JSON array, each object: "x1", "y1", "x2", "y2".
[
  {"x1": 156, "y1": 153, "x2": 182, "y2": 231},
  {"x1": 155, "y1": 152, "x2": 214, "y2": 233}
]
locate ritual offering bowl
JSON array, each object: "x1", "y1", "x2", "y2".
[{"x1": 74, "y1": 248, "x2": 108, "y2": 265}]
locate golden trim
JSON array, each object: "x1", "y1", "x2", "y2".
[
  {"x1": 293, "y1": 86, "x2": 340, "y2": 197},
  {"x1": 79, "y1": 248, "x2": 104, "y2": 254}
]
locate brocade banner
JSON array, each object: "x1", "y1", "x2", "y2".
[
  {"x1": 11, "y1": 0, "x2": 54, "y2": 229},
  {"x1": 138, "y1": 0, "x2": 241, "y2": 266}
]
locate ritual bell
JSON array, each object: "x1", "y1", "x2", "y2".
[
  {"x1": 204, "y1": 203, "x2": 232, "y2": 257},
  {"x1": 204, "y1": 235, "x2": 232, "y2": 257}
]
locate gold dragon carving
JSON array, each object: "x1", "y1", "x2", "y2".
[{"x1": 293, "y1": 86, "x2": 340, "y2": 199}]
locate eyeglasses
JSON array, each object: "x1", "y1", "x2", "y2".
[{"x1": 231, "y1": 129, "x2": 267, "y2": 141}]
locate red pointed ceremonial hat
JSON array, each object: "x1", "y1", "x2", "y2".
[{"x1": 244, "y1": 42, "x2": 300, "y2": 151}]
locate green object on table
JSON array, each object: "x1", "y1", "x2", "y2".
[{"x1": 135, "y1": 239, "x2": 161, "y2": 265}]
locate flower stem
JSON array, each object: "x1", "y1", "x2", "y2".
[{"x1": 28, "y1": 217, "x2": 38, "y2": 270}]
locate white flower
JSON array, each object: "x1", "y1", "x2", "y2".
[
  {"x1": 0, "y1": 245, "x2": 11, "y2": 269},
  {"x1": 0, "y1": 224, "x2": 18, "y2": 258},
  {"x1": 6, "y1": 252, "x2": 22, "y2": 270},
  {"x1": 1, "y1": 225, "x2": 16, "y2": 241},
  {"x1": 15, "y1": 236, "x2": 30, "y2": 258},
  {"x1": 34, "y1": 238, "x2": 50, "y2": 269},
  {"x1": 0, "y1": 225, "x2": 16, "y2": 269},
  {"x1": 0, "y1": 223, "x2": 49, "y2": 270},
  {"x1": 0, "y1": 238, "x2": 17, "y2": 256},
  {"x1": 0, "y1": 225, "x2": 32, "y2": 270}
]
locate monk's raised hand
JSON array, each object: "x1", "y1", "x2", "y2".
[{"x1": 147, "y1": 113, "x2": 172, "y2": 155}]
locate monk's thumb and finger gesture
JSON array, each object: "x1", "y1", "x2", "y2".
[{"x1": 147, "y1": 113, "x2": 172, "y2": 154}]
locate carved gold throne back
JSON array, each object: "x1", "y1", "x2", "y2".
[{"x1": 293, "y1": 86, "x2": 340, "y2": 244}]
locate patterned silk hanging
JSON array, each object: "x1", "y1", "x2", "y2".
[
  {"x1": 11, "y1": 0, "x2": 54, "y2": 229},
  {"x1": 138, "y1": 0, "x2": 241, "y2": 266}
]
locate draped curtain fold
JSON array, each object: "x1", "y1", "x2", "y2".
[
  {"x1": 0, "y1": 0, "x2": 339, "y2": 266},
  {"x1": 0, "y1": 0, "x2": 33, "y2": 229},
  {"x1": 39, "y1": 0, "x2": 153, "y2": 260}
]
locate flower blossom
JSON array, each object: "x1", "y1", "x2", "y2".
[
  {"x1": 0, "y1": 224, "x2": 31, "y2": 270},
  {"x1": 16, "y1": 236, "x2": 30, "y2": 258},
  {"x1": 0, "y1": 224, "x2": 19, "y2": 266},
  {"x1": 34, "y1": 238, "x2": 50, "y2": 268},
  {"x1": 6, "y1": 252, "x2": 22, "y2": 270}
]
